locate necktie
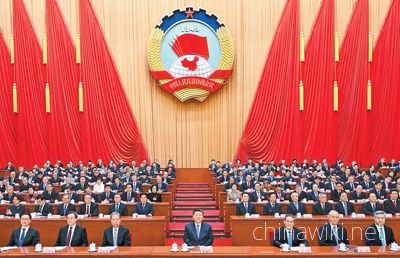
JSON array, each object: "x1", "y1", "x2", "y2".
[
  {"x1": 287, "y1": 230, "x2": 292, "y2": 246},
  {"x1": 271, "y1": 203, "x2": 274, "y2": 209},
  {"x1": 133, "y1": 183, "x2": 136, "y2": 191},
  {"x1": 18, "y1": 228, "x2": 26, "y2": 246},
  {"x1": 244, "y1": 203, "x2": 248, "y2": 212},
  {"x1": 322, "y1": 203, "x2": 325, "y2": 210},
  {"x1": 116, "y1": 203, "x2": 119, "y2": 211},
  {"x1": 196, "y1": 224, "x2": 201, "y2": 239},
  {"x1": 332, "y1": 226, "x2": 339, "y2": 245},
  {"x1": 343, "y1": 202, "x2": 348, "y2": 216},
  {"x1": 86, "y1": 205, "x2": 90, "y2": 215},
  {"x1": 394, "y1": 200, "x2": 397, "y2": 208},
  {"x1": 372, "y1": 203, "x2": 375, "y2": 212},
  {"x1": 64, "y1": 205, "x2": 67, "y2": 216},
  {"x1": 379, "y1": 227, "x2": 386, "y2": 246},
  {"x1": 128, "y1": 192, "x2": 131, "y2": 201},
  {"x1": 158, "y1": 184, "x2": 161, "y2": 190},
  {"x1": 106, "y1": 193, "x2": 109, "y2": 199},
  {"x1": 295, "y1": 203, "x2": 299, "y2": 211},
  {"x1": 113, "y1": 228, "x2": 118, "y2": 246},
  {"x1": 142, "y1": 204, "x2": 146, "y2": 212},
  {"x1": 40, "y1": 205, "x2": 44, "y2": 214},
  {"x1": 66, "y1": 227, "x2": 72, "y2": 247},
  {"x1": 248, "y1": 182, "x2": 250, "y2": 188}
]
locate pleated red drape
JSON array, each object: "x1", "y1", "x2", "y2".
[
  {"x1": 0, "y1": 31, "x2": 17, "y2": 167},
  {"x1": 302, "y1": 0, "x2": 336, "y2": 162},
  {"x1": 336, "y1": 0, "x2": 369, "y2": 165},
  {"x1": 13, "y1": 0, "x2": 48, "y2": 167},
  {"x1": 235, "y1": 0, "x2": 300, "y2": 162},
  {"x1": 46, "y1": 0, "x2": 82, "y2": 162},
  {"x1": 370, "y1": 0, "x2": 400, "y2": 161},
  {"x1": 79, "y1": 0, "x2": 149, "y2": 163}
]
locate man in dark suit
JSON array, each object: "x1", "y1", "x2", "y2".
[
  {"x1": 78, "y1": 194, "x2": 99, "y2": 216},
  {"x1": 331, "y1": 182, "x2": 345, "y2": 202},
  {"x1": 273, "y1": 214, "x2": 308, "y2": 248},
  {"x1": 100, "y1": 185, "x2": 115, "y2": 203},
  {"x1": 102, "y1": 212, "x2": 131, "y2": 246},
  {"x1": 236, "y1": 192, "x2": 256, "y2": 215},
  {"x1": 286, "y1": 192, "x2": 307, "y2": 215},
  {"x1": 121, "y1": 184, "x2": 137, "y2": 203},
  {"x1": 153, "y1": 176, "x2": 168, "y2": 193},
  {"x1": 134, "y1": 194, "x2": 154, "y2": 216},
  {"x1": 34, "y1": 196, "x2": 52, "y2": 216},
  {"x1": 360, "y1": 175, "x2": 374, "y2": 190},
  {"x1": 240, "y1": 175, "x2": 254, "y2": 192},
  {"x1": 318, "y1": 210, "x2": 350, "y2": 246},
  {"x1": 307, "y1": 184, "x2": 321, "y2": 202},
  {"x1": 183, "y1": 209, "x2": 214, "y2": 246},
  {"x1": 250, "y1": 183, "x2": 267, "y2": 202},
  {"x1": 109, "y1": 194, "x2": 128, "y2": 216},
  {"x1": 365, "y1": 210, "x2": 396, "y2": 246},
  {"x1": 344, "y1": 176, "x2": 357, "y2": 191},
  {"x1": 7, "y1": 214, "x2": 40, "y2": 246},
  {"x1": 57, "y1": 194, "x2": 76, "y2": 216},
  {"x1": 42, "y1": 185, "x2": 59, "y2": 203},
  {"x1": 350, "y1": 185, "x2": 367, "y2": 201},
  {"x1": 369, "y1": 181, "x2": 387, "y2": 200},
  {"x1": 3, "y1": 186, "x2": 18, "y2": 202},
  {"x1": 65, "y1": 187, "x2": 79, "y2": 203},
  {"x1": 312, "y1": 193, "x2": 333, "y2": 215},
  {"x1": 383, "y1": 189, "x2": 400, "y2": 215},
  {"x1": 335, "y1": 192, "x2": 355, "y2": 216},
  {"x1": 263, "y1": 193, "x2": 281, "y2": 215},
  {"x1": 55, "y1": 212, "x2": 88, "y2": 246},
  {"x1": 362, "y1": 192, "x2": 384, "y2": 216}
]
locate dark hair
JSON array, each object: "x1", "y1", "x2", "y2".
[
  {"x1": 67, "y1": 211, "x2": 78, "y2": 218},
  {"x1": 193, "y1": 209, "x2": 204, "y2": 215},
  {"x1": 285, "y1": 214, "x2": 295, "y2": 220},
  {"x1": 390, "y1": 189, "x2": 399, "y2": 195},
  {"x1": 21, "y1": 213, "x2": 32, "y2": 220}
]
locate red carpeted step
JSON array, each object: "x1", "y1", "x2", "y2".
[
  {"x1": 171, "y1": 210, "x2": 220, "y2": 217},
  {"x1": 174, "y1": 201, "x2": 216, "y2": 206},
  {"x1": 169, "y1": 222, "x2": 225, "y2": 231},
  {"x1": 175, "y1": 193, "x2": 213, "y2": 198},
  {"x1": 176, "y1": 187, "x2": 210, "y2": 191},
  {"x1": 175, "y1": 197, "x2": 213, "y2": 201},
  {"x1": 177, "y1": 183, "x2": 209, "y2": 187}
]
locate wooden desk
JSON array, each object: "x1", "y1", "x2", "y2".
[
  {"x1": 0, "y1": 216, "x2": 166, "y2": 246},
  {"x1": 230, "y1": 216, "x2": 400, "y2": 246},
  {"x1": 223, "y1": 201, "x2": 372, "y2": 233},
  {"x1": 0, "y1": 202, "x2": 170, "y2": 221},
  {"x1": 2, "y1": 246, "x2": 400, "y2": 258}
]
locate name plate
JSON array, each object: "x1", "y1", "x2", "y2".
[
  {"x1": 356, "y1": 214, "x2": 366, "y2": 218},
  {"x1": 43, "y1": 247, "x2": 56, "y2": 253},
  {"x1": 356, "y1": 246, "x2": 371, "y2": 253},
  {"x1": 303, "y1": 214, "x2": 313, "y2": 218}
]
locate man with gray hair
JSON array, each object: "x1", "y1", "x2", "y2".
[
  {"x1": 318, "y1": 210, "x2": 349, "y2": 246},
  {"x1": 365, "y1": 210, "x2": 396, "y2": 246},
  {"x1": 102, "y1": 212, "x2": 131, "y2": 246}
]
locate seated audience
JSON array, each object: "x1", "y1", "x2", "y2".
[
  {"x1": 34, "y1": 195, "x2": 52, "y2": 216},
  {"x1": 286, "y1": 192, "x2": 307, "y2": 215},
  {"x1": 263, "y1": 193, "x2": 281, "y2": 215},
  {"x1": 362, "y1": 192, "x2": 384, "y2": 216},
  {"x1": 7, "y1": 196, "x2": 25, "y2": 217},
  {"x1": 134, "y1": 193, "x2": 154, "y2": 216},
  {"x1": 57, "y1": 194, "x2": 76, "y2": 216},
  {"x1": 109, "y1": 194, "x2": 128, "y2": 216},
  {"x1": 383, "y1": 189, "x2": 400, "y2": 215},
  {"x1": 227, "y1": 184, "x2": 242, "y2": 202},
  {"x1": 78, "y1": 194, "x2": 99, "y2": 217},
  {"x1": 146, "y1": 185, "x2": 162, "y2": 203},
  {"x1": 312, "y1": 193, "x2": 333, "y2": 215},
  {"x1": 350, "y1": 185, "x2": 367, "y2": 201},
  {"x1": 334, "y1": 192, "x2": 355, "y2": 216}
]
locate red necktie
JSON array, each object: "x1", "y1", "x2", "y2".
[
  {"x1": 248, "y1": 182, "x2": 250, "y2": 188},
  {"x1": 66, "y1": 227, "x2": 72, "y2": 247},
  {"x1": 394, "y1": 200, "x2": 397, "y2": 207}
]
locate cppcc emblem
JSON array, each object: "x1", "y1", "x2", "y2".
[{"x1": 148, "y1": 7, "x2": 234, "y2": 102}]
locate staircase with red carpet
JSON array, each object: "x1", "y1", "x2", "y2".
[{"x1": 168, "y1": 183, "x2": 226, "y2": 239}]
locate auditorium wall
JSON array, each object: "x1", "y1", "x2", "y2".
[{"x1": 0, "y1": 0, "x2": 391, "y2": 167}]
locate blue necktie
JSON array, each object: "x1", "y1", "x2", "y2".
[
  {"x1": 343, "y1": 202, "x2": 348, "y2": 216},
  {"x1": 295, "y1": 203, "x2": 298, "y2": 211},
  {"x1": 379, "y1": 227, "x2": 386, "y2": 246},
  {"x1": 196, "y1": 224, "x2": 201, "y2": 239},
  {"x1": 332, "y1": 226, "x2": 339, "y2": 245},
  {"x1": 18, "y1": 228, "x2": 26, "y2": 246},
  {"x1": 287, "y1": 230, "x2": 292, "y2": 246}
]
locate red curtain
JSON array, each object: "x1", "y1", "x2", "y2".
[
  {"x1": 235, "y1": 0, "x2": 300, "y2": 162},
  {"x1": 301, "y1": 0, "x2": 336, "y2": 162},
  {"x1": 336, "y1": 0, "x2": 369, "y2": 165},
  {"x1": 0, "y1": 31, "x2": 17, "y2": 167},
  {"x1": 370, "y1": 0, "x2": 400, "y2": 161},
  {"x1": 46, "y1": 0, "x2": 82, "y2": 162},
  {"x1": 79, "y1": 0, "x2": 149, "y2": 163},
  {"x1": 13, "y1": 0, "x2": 48, "y2": 167}
]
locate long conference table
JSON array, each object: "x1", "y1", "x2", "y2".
[
  {"x1": 0, "y1": 216, "x2": 166, "y2": 246},
  {"x1": 230, "y1": 216, "x2": 400, "y2": 246},
  {"x1": 1, "y1": 246, "x2": 400, "y2": 258}
]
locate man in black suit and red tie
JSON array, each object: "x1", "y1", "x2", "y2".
[
  {"x1": 383, "y1": 189, "x2": 400, "y2": 215},
  {"x1": 318, "y1": 210, "x2": 350, "y2": 246},
  {"x1": 365, "y1": 210, "x2": 396, "y2": 246},
  {"x1": 55, "y1": 212, "x2": 88, "y2": 246},
  {"x1": 102, "y1": 212, "x2": 131, "y2": 246},
  {"x1": 7, "y1": 214, "x2": 40, "y2": 246}
]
